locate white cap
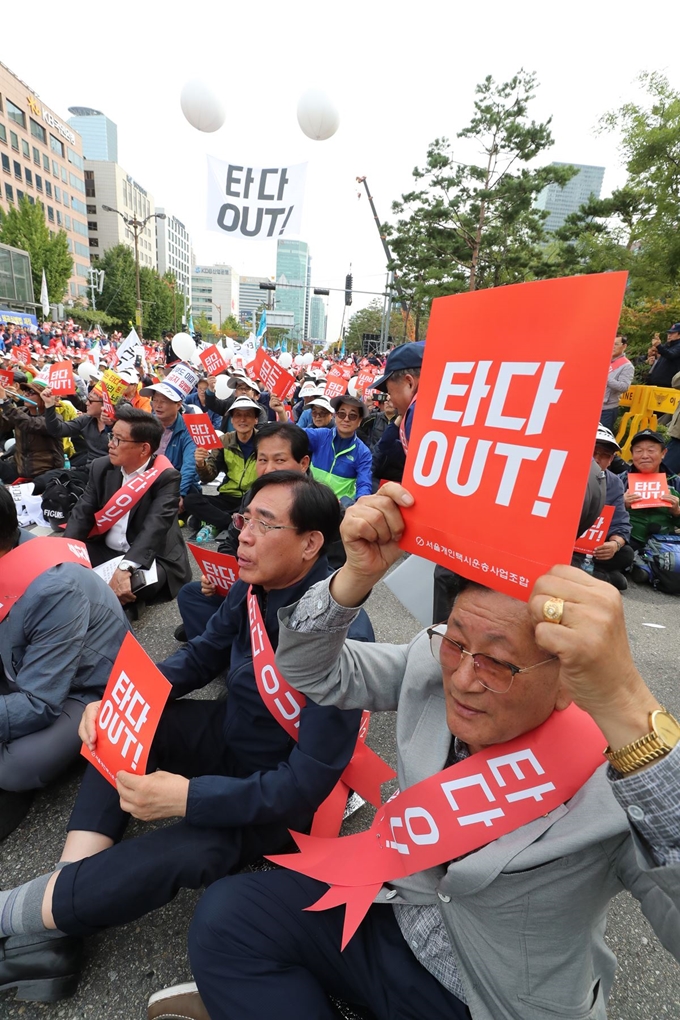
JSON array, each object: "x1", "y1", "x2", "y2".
[
  {"x1": 227, "y1": 395, "x2": 261, "y2": 415},
  {"x1": 228, "y1": 371, "x2": 258, "y2": 392},
  {"x1": 308, "y1": 398, "x2": 334, "y2": 414},
  {"x1": 299, "y1": 381, "x2": 318, "y2": 398},
  {"x1": 118, "y1": 370, "x2": 139, "y2": 384},
  {"x1": 595, "y1": 423, "x2": 621, "y2": 451},
  {"x1": 141, "y1": 381, "x2": 183, "y2": 402}
]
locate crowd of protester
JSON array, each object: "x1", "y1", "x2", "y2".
[{"x1": 0, "y1": 316, "x2": 679, "y2": 1020}]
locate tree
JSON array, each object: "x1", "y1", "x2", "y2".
[
  {"x1": 193, "y1": 312, "x2": 216, "y2": 337},
  {"x1": 386, "y1": 71, "x2": 575, "y2": 310},
  {"x1": 0, "y1": 196, "x2": 73, "y2": 303},
  {"x1": 98, "y1": 245, "x2": 137, "y2": 327},
  {"x1": 140, "y1": 266, "x2": 175, "y2": 340},
  {"x1": 344, "y1": 300, "x2": 419, "y2": 353},
  {"x1": 220, "y1": 314, "x2": 249, "y2": 339},
  {"x1": 599, "y1": 72, "x2": 680, "y2": 299}
]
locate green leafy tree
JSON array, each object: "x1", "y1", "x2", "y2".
[
  {"x1": 140, "y1": 266, "x2": 175, "y2": 340},
  {"x1": 344, "y1": 300, "x2": 419, "y2": 353},
  {"x1": 193, "y1": 312, "x2": 216, "y2": 336},
  {"x1": 221, "y1": 314, "x2": 249, "y2": 339},
  {"x1": 98, "y1": 245, "x2": 137, "y2": 327},
  {"x1": 0, "y1": 196, "x2": 73, "y2": 303},
  {"x1": 386, "y1": 71, "x2": 575, "y2": 309}
]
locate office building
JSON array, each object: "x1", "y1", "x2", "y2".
[
  {"x1": 275, "y1": 239, "x2": 310, "y2": 341},
  {"x1": 239, "y1": 274, "x2": 271, "y2": 327},
  {"x1": 191, "y1": 264, "x2": 239, "y2": 328},
  {"x1": 535, "y1": 163, "x2": 605, "y2": 233},
  {"x1": 156, "y1": 209, "x2": 192, "y2": 320},
  {"x1": 309, "y1": 294, "x2": 327, "y2": 341},
  {"x1": 0, "y1": 61, "x2": 90, "y2": 301},
  {"x1": 84, "y1": 161, "x2": 157, "y2": 268},
  {"x1": 67, "y1": 107, "x2": 118, "y2": 162}
]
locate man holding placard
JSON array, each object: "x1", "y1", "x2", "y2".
[
  {"x1": 622, "y1": 429, "x2": 680, "y2": 549},
  {"x1": 182, "y1": 481, "x2": 680, "y2": 1020}
]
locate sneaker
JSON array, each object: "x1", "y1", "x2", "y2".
[
  {"x1": 195, "y1": 525, "x2": 217, "y2": 544},
  {"x1": 174, "y1": 624, "x2": 188, "y2": 642},
  {"x1": 592, "y1": 569, "x2": 628, "y2": 591},
  {"x1": 148, "y1": 983, "x2": 210, "y2": 1020},
  {"x1": 631, "y1": 558, "x2": 652, "y2": 585}
]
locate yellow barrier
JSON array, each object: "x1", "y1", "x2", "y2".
[{"x1": 616, "y1": 386, "x2": 678, "y2": 458}]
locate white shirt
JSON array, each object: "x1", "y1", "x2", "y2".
[{"x1": 104, "y1": 458, "x2": 151, "y2": 563}]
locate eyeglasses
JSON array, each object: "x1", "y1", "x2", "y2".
[
  {"x1": 232, "y1": 513, "x2": 298, "y2": 537},
  {"x1": 335, "y1": 411, "x2": 360, "y2": 422},
  {"x1": 108, "y1": 434, "x2": 144, "y2": 447},
  {"x1": 426, "y1": 626, "x2": 556, "y2": 694},
  {"x1": 86, "y1": 396, "x2": 103, "y2": 404}
]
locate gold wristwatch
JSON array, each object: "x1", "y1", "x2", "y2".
[{"x1": 605, "y1": 708, "x2": 680, "y2": 775}]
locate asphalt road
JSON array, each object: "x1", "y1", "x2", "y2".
[{"x1": 1, "y1": 553, "x2": 679, "y2": 1020}]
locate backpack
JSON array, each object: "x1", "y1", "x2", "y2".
[
  {"x1": 40, "y1": 472, "x2": 86, "y2": 531},
  {"x1": 642, "y1": 533, "x2": 680, "y2": 594}
]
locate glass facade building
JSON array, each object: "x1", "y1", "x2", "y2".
[
  {"x1": 67, "y1": 108, "x2": 118, "y2": 162},
  {"x1": 275, "y1": 239, "x2": 310, "y2": 341},
  {"x1": 535, "y1": 163, "x2": 605, "y2": 233},
  {"x1": 309, "y1": 294, "x2": 327, "y2": 341}
]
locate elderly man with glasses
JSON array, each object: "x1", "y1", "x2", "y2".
[
  {"x1": 179, "y1": 483, "x2": 680, "y2": 1020},
  {"x1": 41, "y1": 384, "x2": 113, "y2": 468},
  {"x1": 63, "y1": 404, "x2": 191, "y2": 605}
]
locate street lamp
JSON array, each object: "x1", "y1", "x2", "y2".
[
  {"x1": 212, "y1": 302, "x2": 222, "y2": 330},
  {"x1": 101, "y1": 205, "x2": 166, "y2": 337}
]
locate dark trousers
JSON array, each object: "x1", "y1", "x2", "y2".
[
  {"x1": 182, "y1": 491, "x2": 243, "y2": 531},
  {"x1": 0, "y1": 696, "x2": 96, "y2": 792},
  {"x1": 599, "y1": 408, "x2": 619, "y2": 432},
  {"x1": 593, "y1": 544, "x2": 635, "y2": 574},
  {"x1": 189, "y1": 870, "x2": 471, "y2": 1020},
  {"x1": 177, "y1": 580, "x2": 226, "y2": 641},
  {"x1": 51, "y1": 701, "x2": 291, "y2": 937}
]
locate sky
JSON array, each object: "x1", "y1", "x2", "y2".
[{"x1": 3, "y1": 0, "x2": 679, "y2": 339}]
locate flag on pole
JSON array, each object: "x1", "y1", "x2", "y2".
[
  {"x1": 40, "y1": 270, "x2": 50, "y2": 318},
  {"x1": 188, "y1": 315, "x2": 195, "y2": 337},
  {"x1": 256, "y1": 310, "x2": 267, "y2": 339}
]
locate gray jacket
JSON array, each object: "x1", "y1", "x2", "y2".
[
  {"x1": 602, "y1": 358, "x2": 634, "y2": 411},
  {"x1": 276, "y1": 583, "x2": 680, "y2": 1020},
  {"x1": 0, "y1": 530, "x2": 129, "y2": 743}
]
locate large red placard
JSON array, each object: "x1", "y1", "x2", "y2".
[
  {"x1": 399, "y1": 273, "x2": 628, "y2": 599},
  {"x1": 185, "y1": 412, "x2": 223, "y2": 449}
]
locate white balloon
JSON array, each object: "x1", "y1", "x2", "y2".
[
  {"x1": 77, "y1": 361, "x2": 97, "y2": 381},
  {"x1": 214, "y1": 375, "x2": 231, "y2": 399},
  {"x1": 297, "y1": 89, "x2": 340, "y2": 141},
  {"x1": 172, "y1": 333, "x2": 196, "y2": 361},
  {"x1": 347, "y1": 377, "x2": 359, "y2": 397},
  {"x1": 180, "y1": 79, "x2": 225, "y2": 133},
  {"x1": 302, "y1": 353, "x2": 314, "y2": 365},
  {"x1": 277, "y1": 353, "x2": 293, "y2": 370},
  {"x1": 294, "y1": 355, "x2": 304, "y2": 366}
]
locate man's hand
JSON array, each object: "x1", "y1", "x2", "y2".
[
  {"x1": 200, "y1": 573, "x2": 218, "y2": 597},
  {"x1": 529, "y1": 566, "x2": 660, "y2": 750},
  {"x1": 330, "y1": 483, "x2": 415, "y2": 608},
  {"x1": 268, "y1": 394, "x2": 287, "y2": 421},
  {"x1": 195, "y1": 446, "x2": 210, "y2": 467},
  {"x1": 623, "y1": 490, "x2": 642, "y2": 509},
  {"x1": 110, "y1": 567, "x2": 136, "y2": 604},
  {"x1": 592, "y1": 540, "x2": 619, "y2": 561},
  {"x1": 206, "y1": 375, "x2": 217, "y2": 392},
  {"x1": 79, "y1": 700, "x2": 102, "y2": 750},
  {"x1": 116, "y1": 770, "x2": 189, "y2": 821},
  {"x1": 41, "y1": 387, "x2": 59, "y2": 408}
]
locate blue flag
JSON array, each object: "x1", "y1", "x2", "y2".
[{"x1": 256, "y1": 310, "x2": 267, "y2": 338}]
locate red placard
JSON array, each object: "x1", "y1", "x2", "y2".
[
  {"x1": 0, "y1": 368, "x2": 14, "y2": 388},
  {"x1": 399, "y1": 273, "x2": 628, "y2": 600},
  {"x1": 355, "y1": 369, "x2": 376, "y2": 395},
  {"x1": 188, "y1": 544, "x2": 240, "y2": 594},
  {"x1": 573, "y1": 505, "x2": 615, "y2": 555},
  {"x1": 324, "y1": 371, "x2": 348, "y2": 400},
  {"x1": 81, "y1": 632, "x2": 171, "y2": 786},
  {"x1": 199, "y1": 344, "x2": 229, "y2": 376},
  {"x1": 248, "y1": 348, "x2": 296, "y2": 399},
  {"x1": 48, "y1": 360, "x2": 76, "y2": 395},
  {"x1": 185, "y1": 412, "x2": 223, "y2": 449},
  {"x1": 627, "y1": 472, "x2": 674, "y2": 508}
]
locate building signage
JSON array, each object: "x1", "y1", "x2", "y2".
[{"x1": 26, "y1": 95, "x2": 76, "y2": 145}]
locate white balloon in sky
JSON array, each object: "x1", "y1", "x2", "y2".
[
  {"x1": 302, "y1": 353, "x2": 314, "y2": 365},
  {"x1": 294, "y1": 355, "x2": 304, "y2": 366},
  {"x1": 172, "y1": 333, "x2": 196, "y2": 361},
  {"x1": 278, "y1": 352, "x2": 293, "y2": 370},
  {"x1": 77, "y1": 361, "x2": 97, "y2": 381},
  {"x1": 297, "y1": 89, "x2": 339, "y2": 141},
  {"x1": 180, "y1": 78, "x2": 225, "y2": 133},
  {"x1": 214, "y1": 375, "x2": 231, "y2": 399}
]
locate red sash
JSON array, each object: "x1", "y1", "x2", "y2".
[
  {"x1": 247, "y1": 587, "x2": 396, "y2": 837},
  {"x1": 398, "y1": 395, "x2": 417, "y2": 454},
  {"x1": 269, "y1": 704, "x2": 605, "y2": 948},
  {"x1": 609, "y1": 355, "x2": 630, "y2": 373},
  {"x1": 0, "y1": 537, "x2": 91, "y2": 623},
  {"x1": 89, "y1": 455, "x2": 174, "y2": 537}
]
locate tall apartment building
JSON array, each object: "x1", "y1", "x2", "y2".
[
  {"x1": 275, "y1": 239, "x2": 310, "y2": 341},
  {"x1": 191, "y1": 264, "x2": 239, "y2": 327},
  {"x1": 84, "y1": 161, "x2": 157, "y2": 268},
  {"x1": 0, "y1": 61, "x2": 90, "y2": 301},
  {"x1": 535, "y1": 163, "x2": 605, "y2": 233},
  {"x1": 309, "y1": 294, "x2": 327, "y2": 341},
  {"x1": 67, "y1": 107, "x2": 118, "y2": 162},
  {"x1": 156, "y1": 210, "x2": 192, "y2": 319}
]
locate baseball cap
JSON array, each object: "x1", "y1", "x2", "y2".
[
  {"x1": 299, "y1": 381, "x2": 318, "y2": 398},
  {"x1": 373, "y1": 342, "x2": 425, "y2": 392},
  {"x1": 630, "y1": 428, "x2": 665, "y2": 449},
  {"x1": 595, "y1": 424, "x2": 621, "y2": 451},
  {"x1": 228, "y1": 371, "x2": 258, "y2": 392},
  {"x1": 667, "y1": 323, "x2": 680, "y2": 334},
  {"x1": 308, "y1": 397, "x2": 334, "y2": 414},
  {"x1": 330, "y1": 394, "x2": 367, "y2": 419},
  {"x1": 118, "y1": 370, "x2": 139, "y2": 384},
  {"x1": 142, "y1": 382, "x2": 184, "y2": 402}
]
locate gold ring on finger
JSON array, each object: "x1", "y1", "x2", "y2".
[{"x1": 542, "y1": 597, "x2": 564, "y2": 625}]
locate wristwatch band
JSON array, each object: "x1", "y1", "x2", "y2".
[{"x1": 605, "y1": 708, "x2": 680, "y2": 775}]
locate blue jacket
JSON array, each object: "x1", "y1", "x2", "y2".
[
  {"x1": 0, "y1": 530, "x2": 130, "y2": 742},
  {"x1": 604, "y1": 469, "x2": 631, "y2": 542},
  {"x1": 185, "y1": 390, "x2": 222, "y2": 428},
  {"x1": 163, "y1": 412, "x2": 201, "y2": 496},
  {"x1": 158, "y1": 557, "x2": 362, "y2": 831},
  {"x1": 372, "y1": 399, "x2": 416, "y2": 483},
  {"x1": 303, "y1": 427, "x2": 373, "y2": 504}
]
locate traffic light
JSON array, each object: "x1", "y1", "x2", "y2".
[{"x1": 344, "y1": 273, "x2": 353, "y2": 307}]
